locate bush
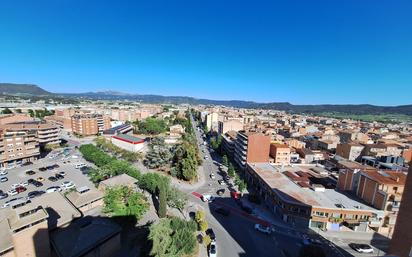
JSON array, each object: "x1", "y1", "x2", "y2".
[
  {"x1": 103, "y1": 186, "x2": 149, "y2": 220},
  {"x1": 149, "y1": 217, "x2": 197, "y2": 257},
  {"x1": 198, "y1": 220, "x2": 208, "y2": 232},
  {"x1": 158, "y1": 181, "x2": 167, "y2": 218},
  {"x1": 203, "y1": 235, "x2": 212, "y2": 246},
  {"x1": 195, "y1": 210, "x2": 205, "y2": 223}
]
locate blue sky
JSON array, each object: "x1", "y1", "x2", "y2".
[{"x1": 0, "y1": 0, "x2": 411, "y2": 105}]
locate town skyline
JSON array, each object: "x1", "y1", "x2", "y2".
[{"x1": 1, "y1": 1, "x2": 411, "y2": 105}]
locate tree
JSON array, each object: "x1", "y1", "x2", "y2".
[
  {"x1": 199, "y1": 220, "x2": 208, "y2": 232},
  {"x1": 203, "y1": 235, "x2": 212, "y2": 246},
  {"x1": 28, "y1": 109, "x2": 34, "y2": 117},
  {"x1": 1, "y1": 108, "x2": 13, "y2": 114},
  {"x1": 228, "y1": 163, "x2": 235, "y2": 177},
  {"x1": 103, "y1": 186, "x2": 149, "y2": 220},
  {"x1": 167, "y1": 187, "x2": 187, "y2": 212},
  {"x1": 15, "y1": 108, "x2": 22, "y2": 113},
  {"x1": 158, "y1": 180, "x2": 167, "y2": 218},
  {"x1": 149, "y1": 217, "x2": 197, "y2": 257},
  {"x1": 195, "y1": 210, "x2": 205, "y2": 223},
  {"x1": 222, "y1": 155, "x2": 229, "y2": 167}
]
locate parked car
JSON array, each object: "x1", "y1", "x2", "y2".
[
  {"x1": 28, "y1": 191, "x2": 45, "y2": 199},
  {"x1": 25, "y1": 170, "x2": 36, "y2": 175},
  {"x1": 48, "y1": 176, "x2": 58, "y2": 182},
  {"x1": 0, "y1": 192, "x2": 8, "y2": 200},
  {"x1": 206, "y1": 228, "x2": 216, "y2": 241},
  {"x1": 218, "y1": 180, "x2": 225, "y2": 185},
  {"x1": 19, "y1": 180, "x2": 29, "y2": 186},
  {"x1": 36, "y1": 177, "x2": 45, "y2": 182},
  {"x1": 11, "y1": 183, "x2": 20, "y2": 189},
  {"x1": 22, "y1": 161, "x2": 33, "y2": 166},
  {"x1": 254, "y1": 224, "x2": 271, "y2": 234},
  {"x1": 201, "y1": 194, "x2": 215, "y2": 202},
  {"x1": 214, "y1": 207, "x2": 230, "y2": 216},
  {"x1": 27, "y1": 179, "x2": 35, "y2": 184},
  {"x1": 52, "y1": 164, "x2": 60, "y2": 168},
  {"x1": 46, "y1": 186, "x2": 62, "y2": 193},
  {"x1": 55, "y1": 174, "x2": 64, "y2": 180},
  {"x1": 39, "y1": 167, "x2": 47, "y2": 172},
  {"x1": 210, "y1": 173, "x2": 215, "y2": 179},
  {"x1": 15, "y1": 186, "x2": 27, "y2": 193},
  {"x1": 58, "y1": 171, "x2": 66, "y2": 176},
  {"x1": 0, "y1": 170, "x2": 8, "y2": 176},
  {"x1": 3, "y1": 197, "x2": 30, "y2": 208},
  {"x1": 209, "y1": 241, "x2": 217, "y2": 257},
  {"x1": 7, "y1": 189, "x2": 18, "y2": 196},
  {"x1": 216, "y1": 189, "x2": 225, "y2": 196},
  {"x1": 349, "y1": 243, "x2": 374, "y2": 254},
  {"x1": 61, "y1": 181, "x2": 75, "y2": 190},
  {"x1": 33, "y1": 181, "x2": 43, "y2": 187},
  {"x1": 0, "y1": 176, "x2": 8, "y2": 183}
]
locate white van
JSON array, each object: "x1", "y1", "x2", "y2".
[{"x1": 75, "y1": 163, "x2": 86, "y2": 169}]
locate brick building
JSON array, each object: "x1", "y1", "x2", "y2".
[
  {"x1": 71, "y1": 114, "x2": 111, "y2": 136},
  {"x1": 269, "y1": 143, "x2": 291, "y2": 165},
  {"x1": 336, "y1": 143, "x2": 365, "y2": 161},
  {"x1": 389, "y1": 165, "x2": 412, "y2": 257},
  {"x1": 234, "y1": 131, "x2": 270, "y2": 169}
]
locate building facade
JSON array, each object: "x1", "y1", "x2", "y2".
[
  {"x1": 234, "y1": 131, "x2": 270, "y2": 169},
  {"x1": 269, "y1": 143, "x2": 291, "y2": 165},
  {"x1": 71, "y1": 114, "x2": 111, "y2": 136}
]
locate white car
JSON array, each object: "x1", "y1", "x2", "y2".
[
  {"x1": 7, "y1": 189, "x2": 18, "y2": 196},
  {"x1": 0, "y1": 176, "x2": 8, "y2": 183},
  {"x1": 201, "y1": 194, "x2": 215, "y2": 202},
  {"x1": 46, "y1": 186, "x2": 62, "y2": 193},
  {"x1": 209, "y1": 241, "x2": 217, "y2": 257},
  {"x1": 20, "y1": 181, "x2": 29, "y2": 187},
  {"x1": 61, "y1": 181, "x2": 75, "y2": 190},
  {"x1": 0, "y1": 170, "x2": 8, "y2": 176},
  {"x1": 349, "y1": 243, "x2": 374, "y2": 254},
  {"x1": 11, "y1": 183, "x2": 20, "y2": 189},
  {"x1": 3, "y1": 197, "x2": 28, "y2": 208},
  {"x1": 58, "y1": 171, "x2": 66, "y2": 176},
  {"x1": 210, "y1": 173, "x2": 215, "y2": 179},
  {"x1": 254, "y1": 224, "x2": 271, "y2": 234}
]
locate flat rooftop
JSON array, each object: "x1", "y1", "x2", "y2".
[
  {"x1": 248, "y1": 163, "x2": 377, "y2": 212},
  {"x1": 51, "y1": 216, "x2": 121, "y2": 257},
  {"x1": 112, "y1": 133, "x2": 144, "y2": 144}
]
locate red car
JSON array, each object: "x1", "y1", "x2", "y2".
[
  {"x1": 231, "y1": 191, "x2": 240, "y2": 199},
  {"x1": 15, "y1": 186, "x2": 27, "y2": 193}
]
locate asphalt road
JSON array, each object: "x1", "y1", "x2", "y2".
[{"x1": 189, "y1": 116, "x2": 302, "y2": 257}]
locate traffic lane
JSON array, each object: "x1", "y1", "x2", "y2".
[{"x1": 205, "y1": 198, "x2": 282, "y2": 257}]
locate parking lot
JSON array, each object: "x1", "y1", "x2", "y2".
[{"x1": 0, "y1": 149, "x2": 95, "y2": 207}]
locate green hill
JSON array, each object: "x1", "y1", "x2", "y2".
[{"x1": 0, "y1": 83, "x2": 52, "y2": 96}]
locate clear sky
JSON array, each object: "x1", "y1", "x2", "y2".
[{"x1": 0, "y1": 1, "x2": 411, "y2": 105}]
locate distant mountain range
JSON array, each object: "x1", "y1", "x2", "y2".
[
  {"x1": 0, "y1": 83, "x2": 52, "y2": 96},
  {"x1": 1, "y1": 83, "x2": 412, "y2": 116}
]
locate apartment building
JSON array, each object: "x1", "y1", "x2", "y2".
[
  {"x1": 246, "y1": 163, "x2": 384, "y2": 231},
  {"x1": 221, "y1": 131, "x2": 237, "y2": 158},
  {"x1": 356, "y1": 170, "x2": 406, "y2": 236},
  {"x1": 337, "y1": 162, "x2": 407, "y2": 236},
  {"x1": 0, "y1": 122, "x2": 60, "y2": 167},
  {"x1": 269, "y1": 143, "x2": 291, "y2": 165},
  {"x1": 0, "y1": 114, "x2": 33, "y2": 125},
  {"x1": 285, "y1": 138, "x2": 306, "y2": 149},
  {"x1": 339, "y1": 130, "x2": 369, "y2": 144},
  {"x1": 205, "y1": 112, "x2": 219, "y2": 132},
  {"x1": 71, "y1": 114, "x2": 111, "y2": 136},
  {"x1": 390, "y1": 165, "x2": 412, "y2": 257},
  {"x1": 218, "y1": 119, "x2": 243, "y2": 134},
  {"x1": 234, "y1": 131, "x2": 270, "y2": 169},
  {"x1": 336, "y1": 143, "x2": 365, "y2": 161},
  {"x1": 0, "y1": 192, "x2": 81, "y2": 257}
]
